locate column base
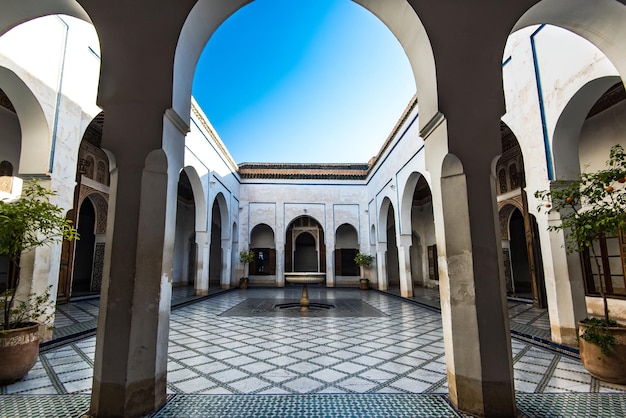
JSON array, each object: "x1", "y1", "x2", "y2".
[
  {"x1": 449, "y1": 373, "x2": 517, "y2": 417},
  {"x1": 551, "y1": 325, "x2": 579, "y2": 347},
  {"x1": 90, "y1": 374, "x2": 166, "y2": 418}
]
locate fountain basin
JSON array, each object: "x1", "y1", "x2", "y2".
[
  {"x1": 284, "y1": 272, "x2": 326, "y2": 284},
  {"x1": 284, "y1": 272, "x2": 326, "y2": 312}
]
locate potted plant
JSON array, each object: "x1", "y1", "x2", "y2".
[
  {"x1": 535, "y1": 144, "x2": 626, "y2": 383},
  {"x1": 0, "y1": 180, "x2": 78, "y2": 384},
  {"x1": 239, "y1": 249, "x2": 254, "y2": 289},
  {"x1": 354, "y1": 253, "x2": 374, "y2": 290}
]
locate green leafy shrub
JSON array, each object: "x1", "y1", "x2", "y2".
[
  {"x1": 535, "y1": 144, "x2": 626, "y2": 351},
  {"x1": 354, "y1": 253, "x2": 374, "y2": 267},
  {"x1": 0, "y1": 180, "x2": 78, "y2": 330}
]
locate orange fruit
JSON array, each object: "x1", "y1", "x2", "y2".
[{"x1": 606, "y1": 186, "x2": 614, "y2": 193}]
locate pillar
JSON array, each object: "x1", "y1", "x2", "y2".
[
  {"x1": 276, "y1": 239, "x2": 285, "y2": 287},
  {"x1": 221, "y1": 239, "x2": 231, "y2": 289},
  {"x1": 325, "y1": 243, "x2": 335, "y2": 287},
  {"x1": 376, "y1": 249, "x2": 388, "y2": 290},
  {"x1": 89, "y1": 104, "x2": 183, "y2": 417},
  {"x1": 425, "y1": 116, "x2": 516, "y2": 417},
  {"x1": 194, "y1": 231, "x2": 208, "y2": 296},
  {"x1": 397, "y1": 235, "x2": 413, "y2": 297},
  {"x1": 536, "y1": 210, "x2": 587, "y2": 345}
]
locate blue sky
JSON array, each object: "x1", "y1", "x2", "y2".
[{"x1": 192, "y1": 0, "x2": 416, "y2": 164}]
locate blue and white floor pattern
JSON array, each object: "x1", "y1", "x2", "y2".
[{"x1": 1, "y1": 288, "x2": 625, "y2": 417}]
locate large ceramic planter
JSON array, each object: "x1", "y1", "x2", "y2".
[
  {"x1": 0, "y1": 322, "x2": 41, "y2": 384},
  {"x1": 578, "y1": 321, "x2": 626, "y2": 384}
]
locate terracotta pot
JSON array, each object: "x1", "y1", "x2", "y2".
[
  {"x1": 0, "y1": 322, "x2": 41, "y2": 384},
  {"x1": 578, "y1": 321, "x2": 626, "y2": 384}
]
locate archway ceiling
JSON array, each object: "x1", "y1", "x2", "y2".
[
  {"x1": 82, "y1": 113, "x2": 104, "y2": 147},
  {"x1": 412, "y1": 176, "x2": 431, "y2": 206},
  {"x1": 586, "y1": 81, "x2": 625, "y2": 118},
  {"x1": 0, "y1": 88, "x2": 16, "y2": 113}
]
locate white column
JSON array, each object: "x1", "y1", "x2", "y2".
[
  {"x1": 536, "y1": 211, "x2": 587, "y2": 345},
  {"x1": 325, "y1": 243, "x2": 335, "y2": 287},
  {"x1": 425, "y1": 114, "x2": 515, "y2": 417},
  {"x1": 194, "y1": 232, "x2": 208, "y2": 296},
  {"x1": 397, "y1": 235, "x2": 413, "y2": 297},
  {"x1": 221, "y1": 240, "x2": 231, "y2": 289},
  {"x1": 90, "y1": 104, "x2": 184, "y2": 417},
  {"x1": 376, "y1": 249, "x2": 388, "y2": 290},
  {"x1": 276, "y1": 240, "x2": 285, "y2": 287}
]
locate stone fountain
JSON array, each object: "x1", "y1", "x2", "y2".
[{"x1": 283, "y1": 272, "x2": 326, "y2": 312}]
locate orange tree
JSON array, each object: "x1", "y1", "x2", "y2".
[{"x1": 535, "y1": 145, "x2": 626, "y2": 352}]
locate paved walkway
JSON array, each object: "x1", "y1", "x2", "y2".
[
  {"x1": 385, "y1": 286, "x2": 561, "y2": 354},
  {"x1": 1, "y1": 286, "x2": 625, "y2": 417}
]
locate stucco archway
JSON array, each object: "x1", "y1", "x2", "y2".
[
  {"x1": 514, "y1": 0, "x2": 626, "y2": 81},
  {"x1": 0, "y1": 67, "x2": 50, "y2": 175},
  {"x1": 401, "y1": 173, "x2": 436, "y2": 290},
  {"x1": 335, "y1": 223, "x2": 359, "y2": 282},
  {"x1": 173, "y1": 170, "x2": 197, "y2": 290},
  {"x1": 285, "y1": 216, "x2": 325, "y2": 275},
  {"x1": 249, "y1": 223, "x2": 276, "y2": 280},
  {"x1": 173, "y1": 0, "x2": 437, "y2": 132},
  {"x1": 0, "y1": 0, "x2": 91, "y2": 36},
  {"x1": 182, "y1": 166, "x2": 207, "y2": 229},
  {"x1": 552, "y1": 76, "x2": 622, "y2": 180},
  {"x1": 208, "y1": 192, "x2": 229, "y2": 288}
]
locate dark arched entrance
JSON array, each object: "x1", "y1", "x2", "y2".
[
  {"x1": 209, "y1": 200, "x2": 222, "y2": 288},
  {"x1": 285, "y1": 216, "x2": 325, "y2": 274},
  {"x1": 386, "y1": 205, "x2": 400, "y2": 290},
  {"x1": 71, "y1": 198, "x2": 96, "y2": 296}
]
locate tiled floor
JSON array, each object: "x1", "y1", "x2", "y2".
[
  {"x1": 1, "y1": 287, "x2": 626, "y2": 417},
  {"x1": 54, "y1": 299, "x2": 99, "y2": 329},
  {"x1": 48, "y1": 285, "x2": 219, "y2": 343}
]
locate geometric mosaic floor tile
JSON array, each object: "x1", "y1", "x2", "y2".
[
  {"x1": 2, "y1": 288, "x2": 626, "y2": 417},
  {"x1": 149, "y1": 394, "x2": 463, "y2": 418},
  {"x1": 517, "y1": 393, "x2": 626, "y2": 418},
  {"x1": 0, "y1": 394, "x2": 91, "y2": 418}
]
